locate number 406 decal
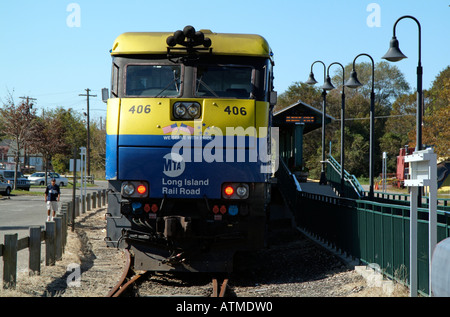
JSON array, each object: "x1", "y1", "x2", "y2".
[
  {"x1": 223, "y1": 106, "x2": 247, "y2": 116},
  {"x1": 129, "y1": 105, "x2": 151, "y2": 114}
]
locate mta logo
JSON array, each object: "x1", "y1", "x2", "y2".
[{"x1": 163, "y1": 153, "x2": 185, "y2": 177}]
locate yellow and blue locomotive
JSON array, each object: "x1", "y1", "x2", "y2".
[{"x1": 105, "y1": 26, "x2": 276, "y2": 272}]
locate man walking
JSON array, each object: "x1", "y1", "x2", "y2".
[{"x1": 45, "y1": 178, "x2": 60, "y2": 221}]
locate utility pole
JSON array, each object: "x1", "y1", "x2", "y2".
[
  {"x1": 19, "y1": 96, "x2": 37, "y2": 107},
  {"x1": 79, "y1": 89, "x2": 96, "y2": 176},
  {"x1": 19, "y1": 96, "x2": 37, "y2": 174}
]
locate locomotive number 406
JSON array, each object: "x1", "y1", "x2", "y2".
[
  {"x1": 129, "y1": 105, "x2": 151, "y2": 114},
  {"x1": 224, "y1": 106, "x2": 247, "y2": 116}
]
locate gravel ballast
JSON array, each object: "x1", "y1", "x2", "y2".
[{"x1": 0, "y1": 207, "x2": 408, "y2": 297}]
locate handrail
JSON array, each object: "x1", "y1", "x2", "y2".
[{"x1": 327, "y1": 154, "x2": 364, "y2": 197}]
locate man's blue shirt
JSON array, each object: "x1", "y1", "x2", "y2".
[{"x1": 45, "y1": 184, "x2": 60, "y2": 201}]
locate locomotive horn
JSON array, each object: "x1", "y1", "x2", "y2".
[
  {"x1": 166, "y1": 35, "x2": 176, "y2": 47},
  {"x1": 183, "y1": 25, "x2": 196, "y2": 38},
  {"x1": 174, "y1": 30, "x2": 185, "y2": 44},
  {"x1": 166, "y1": 26, "x2": 212, "y2": 48}
]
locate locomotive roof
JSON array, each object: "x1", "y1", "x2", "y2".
[{"x1": 110, "y1": 30, "x2": 273, "y2": 59}]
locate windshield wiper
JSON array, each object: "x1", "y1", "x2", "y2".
[
  {"x1": 196, "y1": 78, "x2": 219, "y2": 98},
  {"x1": 155, "y1": 71, "x2": 181, "y2": 97}
]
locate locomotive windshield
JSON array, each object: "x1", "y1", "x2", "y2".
[
  {"x1": 114, "y1": 55, "x2": 270, "y2": 101},
  {"x1": 125, "y1": 65, "x2": 181, "y2": 97},
  {"x1": 195, "y1": 65, "x2": 253, "y2": 99}
]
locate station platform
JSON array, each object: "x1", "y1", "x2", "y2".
[
  {"x1": 268, "y1": 178, "x2": 338, "y2": 227},
  {"x1": 296, "y1": 180, "x2": 338, "y2": 197}
]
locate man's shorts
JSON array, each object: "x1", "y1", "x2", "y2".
[{"x1": 47, "y1": 201, "x2": 59, "y2": 212}]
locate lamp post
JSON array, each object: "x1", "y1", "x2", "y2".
[
  {"x1": 306, "y1": 60, "x2": 333, "y2": 185},
  {"x1": 382, "y1": 15, "x2": 423, "y2": 205},
  {"x1": 345, "y1": 53, "x2": 375, "y2": 199},
  {"x1": 323, "y1": 62, "x2": 346, "y2": 197},
  {"x1": 382, "y1": 15, "x2": 422, "y2": 152}
]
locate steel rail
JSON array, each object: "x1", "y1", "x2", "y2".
[
  {"x1": 106, "y1": 249, "x2": 146, "y2": 297},
  {"x1": 212, "y1": 277, "x2": 229, "y2": 297}
]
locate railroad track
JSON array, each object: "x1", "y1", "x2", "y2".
[
  {"x1": 212, "y1": 277, "x2": 229, "y2": 297},
  {"x1": 106, "y1": 249, "x2": 230, "y2": 297},
  {"x1": 106, "y1": 249, "x2": 146, "y2": 297}
]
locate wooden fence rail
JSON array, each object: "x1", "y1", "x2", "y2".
[{"x1": 0, "y1": 189, "x2": 107, "y2": 289}]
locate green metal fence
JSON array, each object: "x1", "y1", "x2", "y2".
[
  {"x1": 292, "y1": 192, "x2": 450, "y2": 295},
  {"x1": 276, "y1": 159, "x2": 450, "y2": 296}
]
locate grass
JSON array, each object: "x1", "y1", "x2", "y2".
[
  {"x1": 31, "y1": 182, "x2": 97, "y2": 189},
  {"x1": 1, "y1": 182, "x2": 97, "y2": 197},
  {"x1": 11, "y1": 189, "x2": 43, "y2": 196}
]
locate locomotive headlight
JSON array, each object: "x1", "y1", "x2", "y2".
[
  {"x1": 121, "y1": 181, "x2": 149, "y2": 198},
  {"x1": 122, "y1": 183, "x2": 135, "y2": 196},
  {"x1": 174, "y1": 103, "x2": 187, "y2": 117},
  {"x1": 222, "y1": 183, "x2": 249, "y2": 199},
  {"x1": 187, "y1": 104, "x2": 200, "y2": 117},
  {"x1": 224, "y1": 186, "x2": 234, "y2": 196},
  {"x1": 173, "y1": 102, "x2": 201, "y2": 120},
  {"x1": 236, "y1": 186, "x2": 248, "y2": 198},
  {"x1": 137, "y1": 184, "x2": 147, "y2": 195}
]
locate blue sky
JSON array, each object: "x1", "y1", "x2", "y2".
[{"x1": 0, "y1": 0, "x2": 448, "y2": 122}]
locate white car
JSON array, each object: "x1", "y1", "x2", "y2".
[{"x1": 28, "y1": 172, "x2": 69, "y2": 187}]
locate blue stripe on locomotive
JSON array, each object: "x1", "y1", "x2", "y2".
[
  {"x1": 106, "y1": 134, "x2": 118, "y2": 179},
  {"x1": 106, "y1": 134, "x2": 269, "y2": 199}
]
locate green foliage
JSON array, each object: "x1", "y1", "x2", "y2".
[
  {"x1": 51, "y1": 153, "x2": 68, "y2": 174},
  {"x1": 278, "y1": 61, "x2": 414, "y2": 178},
  {"x1": 275, "y1": 82, "x2": 322, "y2": 112},
  {"x1": 423, "y1": 66, "x2": 450, "y2": 159},
  {"x1": 0, "y1": 94, "x2": 106, "y2": 175}
]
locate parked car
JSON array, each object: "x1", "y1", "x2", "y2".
[
  {"x1": 0, "y1": 174, "x2": 12, "y2": 196},
  {"x1": 28, "y1": 172, "x2": 69, "y2": 187},
  {"x1": 0, "y1": 170, "x2": 30, "y2": 191}
]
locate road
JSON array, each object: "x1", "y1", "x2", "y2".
[
  {"x1": 0, "y1": 181, "x2": 108, "y2": 275},
  {"x1": 0, "y1": 180, "x2": 108, "y2": 240}
]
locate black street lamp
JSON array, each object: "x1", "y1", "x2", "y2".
[
  {"x1": 382, "y1": 15, "x2": 423, "y2": 206},
  {"x1": 324, "y1": 62, "x2": 346, "y2": 197},
  {"x1": 382, "y1": 15, "x2": 422, "y2": 152},
  {"x1": 306, "y1": 61, "x2": 333, "y2": 185},
  {"x1": 345, "y1": 53, "x2": 375, "y2": 199}
]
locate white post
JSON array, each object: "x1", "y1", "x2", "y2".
[
  {"x1": 428, "y1": 159, "x2": 437, "y2": 295},
  {"x1": 79, "y1": 147, "x2": 87, "y2": 211},
  {"x1": 409, "y1": 186, "x2": 418, "y2": 297},
  {"x1": 404, "y1": 148, "x2": 437, "y2": 297}
]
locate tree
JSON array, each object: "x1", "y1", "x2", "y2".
[
  {"x1": 27, "y1": 114, "x2": 66, "y2": 185},
  {"x1": 278, "y1": 61, "x2": 411, "y2": 179},
  {"x1": 423, "y1": 66, "x2": 450, "y2": 159},
  {"x1": 275, "y1": 82, "x2": 322, "y2": 112},
  {"x1": 0, "y1": 93, "x2": 36, "y2": 189},
  {"x1": 427, "y1": 66, "x2": 450, "y2": 112},
  {"x1": 331, "y1": 61, "x2": 410, "y2": 109},
  {"x1": 88, "y1": 119, "x2": 106, "y2": 173},
  {"x1": 423, "y1": 105, "x2": 450, "y2": 160},
  {"x1": 379, "y1": 92, "x2": 417, "y2": 171},
  {"x1": 331, "y1": 62, "x2": 410, "y2": 177},
  {"x1": 49, "y1": 107, "x2": 87, "y2": 173}
]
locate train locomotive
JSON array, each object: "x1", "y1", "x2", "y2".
[{"x1": 105, "y1": 26, "x2": 277, "y2": 273}]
